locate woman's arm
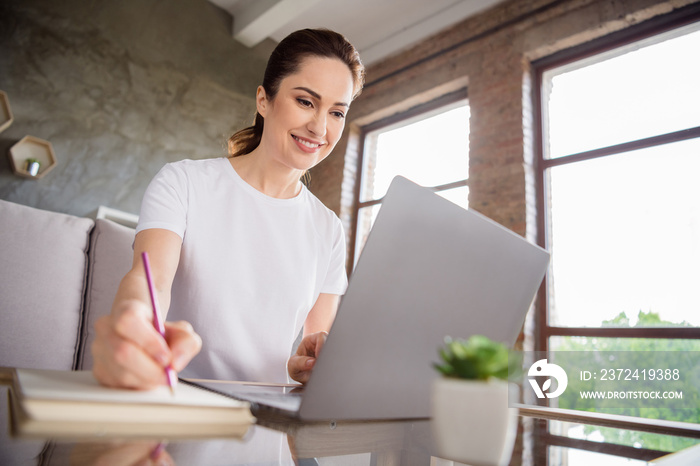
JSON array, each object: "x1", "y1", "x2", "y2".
[
  {"x1": 288, "y1": 293, "x2": 340, "y2": 384},
  {"x1": 92, "y1": 229, "x2": 202, "y2": 389},
  {"x1": 303, "y1": 293, "x2": 339, "y2": 337}
]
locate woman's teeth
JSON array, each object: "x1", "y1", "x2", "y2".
[{"x1": 293, "y1": 135, "x2": 321, "y2": 148}]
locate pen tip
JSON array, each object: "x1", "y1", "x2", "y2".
[{"x1": 165, "y1": 367, "x2": 178, "y2": 396}]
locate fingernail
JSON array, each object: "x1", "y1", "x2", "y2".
[
  {"x1": 305, "y1": 358, "x2": 315, "y2": 368},
  {"x1": 150, "y1": 442, "x2": 166, "y2": 459},
  {"x1": 172, "y1": 354, "x2": 187, "y2": 371}
]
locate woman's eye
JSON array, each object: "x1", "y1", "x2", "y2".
[
  {"x1": 297, "y1": 98, "x2": 313, "y2": 107},
  {"x1": 332, "y1": 111, "x2": 346, "y2": 119}
]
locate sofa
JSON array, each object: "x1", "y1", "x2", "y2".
[
  {"x1": 0, "y1": 198, "x2": 135, "y2": 372},
  {"x1": 1, "y1": 198, "x2": 135, "y2": 464}
]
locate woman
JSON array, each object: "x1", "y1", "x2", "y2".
[{"x1": 92, "y1": 28, "x2": 365, "y2": 389}]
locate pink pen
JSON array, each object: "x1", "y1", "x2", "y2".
[{"x1": 142, "y1": 251, "x2": 177, "y2": 395}]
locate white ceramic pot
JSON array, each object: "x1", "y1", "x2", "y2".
[{"x1": 431, "y1": 378, "x2": 518, "y2": 466}]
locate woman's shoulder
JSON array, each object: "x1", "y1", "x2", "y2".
[
  {"x1": 302, "y1": 188, "x2": 344, "y2": 231},
  {"x1": 157, "y1": 157, "x2": 230, "y2": 184},
  {"x1": 163, "y1": 157, "x2": 227, "y2": 173}
]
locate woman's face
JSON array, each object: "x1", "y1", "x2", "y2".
[{"x1": 256, "y1": 56, "x2": 354, "y2": 173}]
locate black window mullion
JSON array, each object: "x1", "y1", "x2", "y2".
[{"x1": 542, "y1": 126, "x2": 700, "y2": 169}]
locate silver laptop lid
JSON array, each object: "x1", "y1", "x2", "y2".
[{"x1": 299, "y1": 176, "x2": 550, "y2": 420}]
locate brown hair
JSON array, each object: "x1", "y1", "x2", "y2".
[{"x1": 228, "y1": 28, "x2": 365, "y2": 160}]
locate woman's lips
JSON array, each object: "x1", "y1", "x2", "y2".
[{"x1": 292, "y1": 135, "x2": 323, "y2": 152}]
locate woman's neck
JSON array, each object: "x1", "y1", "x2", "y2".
[{"x1": 229, "y1": 151, "x2": 303, "y2": 199}]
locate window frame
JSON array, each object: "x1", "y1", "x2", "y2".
[
  {"x1": 531, "y1": 7, "x2": 700, "y2": 462},
  {"x1": 533, "y1": 3, "x2": 700, "y2": 354},
  {"x1": 349, "y1": 88, "x2": 469, "y2": 269}
]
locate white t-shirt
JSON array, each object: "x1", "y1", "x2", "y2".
[{"x1": 136, "y1": 157, "x2": 347, "y2": 383}]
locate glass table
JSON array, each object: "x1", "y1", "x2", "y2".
[{"x1": 2, "y1": 383, "x2": 699, "y2": 465}]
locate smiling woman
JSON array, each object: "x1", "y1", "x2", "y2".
[
  {"x1": 91, "y1": 29, "x2": 366, "y2": 391},
  {"x1": 228, "y1": 29, "x2": 364, "y2": 164},
  {"x1": 241, "y1": 56, "x2": 354, "y2": 191}
]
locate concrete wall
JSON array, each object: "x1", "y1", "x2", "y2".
[{"x1": 0, "y1": 0, "x2": 272, "y2": 217}]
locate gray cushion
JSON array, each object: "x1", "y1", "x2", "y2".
[
  {"x1": 77, "y1": 218, "x2": 135, "y2": 370},
  {"x1": 0, "y1": 199, "x2": 93, "y2": 370}
]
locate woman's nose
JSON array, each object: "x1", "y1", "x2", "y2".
[{"x1": 307, "y1": 112, "x2": 327, "y2": 137}]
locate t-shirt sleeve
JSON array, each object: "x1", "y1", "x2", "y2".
[
  {"x1": 136, "y1": 163, "x2": 188, "y2": 239},
  {"x1": 321, "y1": 217, "x2": 348, "y2": 295}
]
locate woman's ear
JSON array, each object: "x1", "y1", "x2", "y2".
[{"x1": 256, "y1": 86, "x2": 268, "y2": 118}]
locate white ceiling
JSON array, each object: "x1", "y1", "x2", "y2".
[{"x1": 208, "y1": 0, "x2": 506, "y2": 65}]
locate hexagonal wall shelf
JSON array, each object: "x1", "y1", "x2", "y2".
[
  {"x1": 0, "y1": 90, "x2": 13, "y2": 133},
  {"x1": 8, "y1": 135, "x2": 58, "y2": 179}
]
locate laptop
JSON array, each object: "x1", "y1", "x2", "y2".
[{"x1": 188, "y1": 176, "x2": 550, "y2": 420}]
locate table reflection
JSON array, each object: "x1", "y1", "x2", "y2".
[
  {"x1": 32, "y1": 425, "x2": 298, "y2": 466},
  {"x1": 3, "y1": 382, "x2": 699, "y2": 466}
]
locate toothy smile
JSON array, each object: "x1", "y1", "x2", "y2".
[{"x1": 292, "y1": 135, "x2": 323, "y2": 149}]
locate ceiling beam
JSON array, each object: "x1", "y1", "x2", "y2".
[
  {"x1": 232, "y1": 0, "x2": 323, "y2": 47},
  {"x1": 360, "y1": 0, "x2": 503, "y2": 64}
]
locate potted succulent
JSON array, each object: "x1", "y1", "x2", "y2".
[
  {"x1": 25, "y1": 158, "x2": 40, "y2": 177},
  {"x1": 431, "y1": 335, "x2": 521, "y2": 466}
]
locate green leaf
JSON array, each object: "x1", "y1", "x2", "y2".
[{"x1": 433, "y1": 335, "x2": 514, "y2": 381}]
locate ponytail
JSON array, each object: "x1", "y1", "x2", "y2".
[{"x1": 228, "y1": 112, "x2": 264, "y2": 158}]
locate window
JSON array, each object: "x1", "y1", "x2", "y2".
[
  {"x1": 534, "y1": 10, "x2": 700, "y2": 461},
  {"x1": 536, "y1": 17, "x2": 700, "y2": 347},
  {"x1": 351, "y1": 91, "x2": 470, "y2": 267}
]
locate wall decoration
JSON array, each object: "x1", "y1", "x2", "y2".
[
  {"x1": 0, "y1": 90, "x2": 13, "y2": 133},
  {"x1": 8, "y1": 136, "x2": 58, "y2": 179}
]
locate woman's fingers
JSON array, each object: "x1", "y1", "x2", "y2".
[
  {"x1": 164, "y1": 320, "x2": 202, "y2": 372},
  {"x1": 92, "y1": 300, "x2": 198, "y2": 390},
  {"x1": 288, "y1": 331, "x2": 328, "y2": 384}
]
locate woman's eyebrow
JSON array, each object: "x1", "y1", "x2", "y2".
[{"x1": 294, "y1": 86, "x2": 349, "y2": 108}]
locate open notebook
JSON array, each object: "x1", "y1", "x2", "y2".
[{"x1": 8, "y1": 368, "x2": 254, "y2": 439}]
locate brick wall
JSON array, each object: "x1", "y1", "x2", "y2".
[
  {"x1": 311, "y1": 0, "x2": 699, "y2": 356},
  {"x1": 309, "y1": 3, "x2": 699, "y2": 462},
  {"x1": 310, "y1": 0, "x2": 698, "y2": 241}
]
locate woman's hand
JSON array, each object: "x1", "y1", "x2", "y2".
[
  {"x1": 287, "y1": 331, "x2": 328, "y2": 384},
  {"x1": 93, "y1": 228, "x2": 195, "y2": 390},
  {"x1": 92, "y1": 298, "x2": 202, "y2": 390}
]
